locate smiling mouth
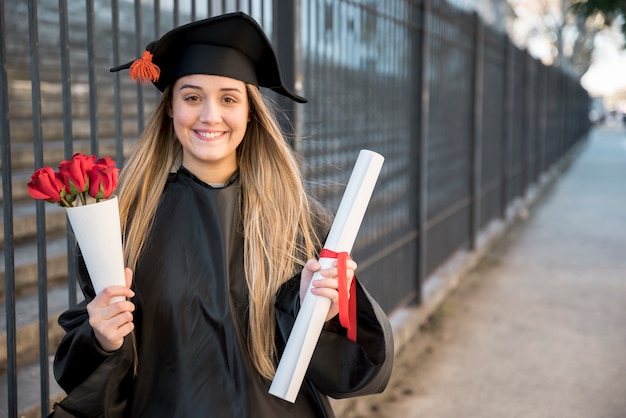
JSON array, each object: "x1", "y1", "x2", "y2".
[{"x1": 197, "y1": 131, "x2": 224, "y2": 139}]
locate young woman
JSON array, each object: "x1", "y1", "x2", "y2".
[{"x1": 51, "y1": 12, "x2": 393, "y2": 418}]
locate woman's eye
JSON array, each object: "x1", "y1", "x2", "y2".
[
  {"x1": 223, "y1": 96, "x2": 236, "y2": 103},
  {"x1": 184, "y1": 95, "x2": 201, "y2": 102}
]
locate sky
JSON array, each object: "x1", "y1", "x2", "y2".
[{"x1": 580, "y1": 30, "x2": 626, "y2": 97}]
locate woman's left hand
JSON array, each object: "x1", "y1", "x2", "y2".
[{"x1": 299, "y1": 258, "x2": 357, "y2": 322}]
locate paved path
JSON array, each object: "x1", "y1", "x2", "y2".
[{"x1": 343, "y1": 124, "x2": 626, "y2": 418}]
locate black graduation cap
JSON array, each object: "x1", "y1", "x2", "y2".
[{"x1": 110, "y1": 12, "x2": 306, "y2": 103}]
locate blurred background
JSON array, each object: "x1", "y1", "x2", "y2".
[{"x1": 457, "y1": 0, "x2": 626, "y2": 119}]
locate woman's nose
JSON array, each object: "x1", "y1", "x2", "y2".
[{"x1": 199, "y1": 100, "x2": 221, "y2": 124}]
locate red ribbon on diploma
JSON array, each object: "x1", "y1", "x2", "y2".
[{"x1": 319, "y1": 249, "x2": 357, "y2": 342}]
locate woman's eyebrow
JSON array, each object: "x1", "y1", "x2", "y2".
[
  {"x1": 219, "y1": 87, "x2": 245, "y2": 94},
  {"x1": 177, "y1": 84, "x2": 244, "y2": 94},
  {"x1": 177, "y1": 83, "x2": 202, "y2": 91}
]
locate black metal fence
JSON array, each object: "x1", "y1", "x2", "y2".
[{"x1": 1, "y1": 0, "x2": 590, "y2": 416}]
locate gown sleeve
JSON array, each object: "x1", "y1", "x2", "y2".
[
  {"x1": 274, "y1": 271, "x2": 394, "y2": 399},
  {"x1": 50, "y1": 254, "x2": 134, "y2": 418}
]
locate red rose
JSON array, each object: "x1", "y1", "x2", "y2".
[
  {"x1": 27, "y1": 166, "x2": 65, "y2": 203},
  {"x1": 94, "y1": 156, "x2": 116, "y2": 168},
  {"x1": 58, "y1": 153, "x2": 95, "y2": 195},
  {"x1": 88, "y1": 161, "x2": 119, "y2": 200}
]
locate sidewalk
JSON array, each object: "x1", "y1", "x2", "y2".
[{"x1": 341, "y1": 123, "x2": 626, "y2": 418}]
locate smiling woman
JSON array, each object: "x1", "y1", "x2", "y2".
[
  {"x1": 171, "y1": 75, "x2": 250, "y2": 184},
  {"x1": 48, "y1": 11, "x2": 393, "y2": 418}
]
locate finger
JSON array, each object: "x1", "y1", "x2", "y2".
[
  {"x1": 90, "y1": 308, "x2": 135, "y2": 343},
  {"x1": 331, "y1": 259, "x2": 357, "y2": 271},
  {"x1": 305, "y1": 258, "x2": 321, "y2": 273},
  {"x1": 311, "y1": 278, "x2": 339, "y2": 290},
  {"x1": 320, "y1": 267, "x2": 356, "y2": 280},
  {"x1": 95, "y1": 286, "x2": 135, "y2": 307},
  {"x1": 88, "y1": 298, "x2": 135, "y2": 320},
  {"x1": 91, "y1": 308, "x2": 133, "y2": 330},
  {"x1": 310, "y1": 286, "x2": 339, "y2": 304},
  {"x1": 125, "y1": 268, "x2": 133, "y2": 289}
]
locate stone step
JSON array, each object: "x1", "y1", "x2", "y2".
[
  {"x1": 0, "y1": 351, "x2": 65, "y2": 418},
  {"x1": 0, "y1": 235, "x2": 69, "y2": 299},
  {"x1": 0, "y1": 169, "x2": 31, "y2": 205},
  {"x1": 6, "y1": 115, "x2": 141, "y2": 147},
  {"x1": 0, "y1": 200, "x2": 67, "y2": 248},
  {"x1": 0, "y1": 282, "x2": 81, "y2": 372},
  {"x1": 6, "y1": 77, "x2": 157, "y2": 121},
  {"x1": 1, "y1": 136, "x2": 137, "y2": 173},
  {"x1": 0, "y1": 280, "x2": 81, "y2": 417}
]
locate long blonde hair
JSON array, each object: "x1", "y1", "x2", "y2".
[{"x1": 118, "y1": 84, "x2": 324, "y2": 380}]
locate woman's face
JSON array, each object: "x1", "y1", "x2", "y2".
[{"x1": 171, "y1": 74, "x2": 249, "y2": 184}]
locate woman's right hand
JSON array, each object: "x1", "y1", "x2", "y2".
[{"x1": 87, "y1": 268, "x2": 135, "y2": 352}]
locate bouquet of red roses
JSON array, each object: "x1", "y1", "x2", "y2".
[
  {"x1": 27, "y1": 153, "x2": 126, "y2": 303},
  {"x1": 27, "y1": 153, "x2": 119, "y2": 207}
]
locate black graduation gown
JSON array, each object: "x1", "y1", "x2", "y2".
[{"x1": 51, "y1": 167, "x2": 394, "y2": 418}]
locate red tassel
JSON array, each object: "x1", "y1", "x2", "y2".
[{"x1": 129, "y1": 51, "x2": 160, "y2": 85}]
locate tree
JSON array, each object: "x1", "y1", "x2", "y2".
[
  {"x1": 572, "y1": 0, "x2": 626, "y2": 40},
  {"x1": 510, "y1": 0, "x2": 603, "y2": 76}
]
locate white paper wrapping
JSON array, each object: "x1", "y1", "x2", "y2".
[
  {"x1": 65, "y1": 196, "x2": 126, "y2": 304},
  {"x1": 269, "y1": 149, "x2": 384, "y2": 402}
]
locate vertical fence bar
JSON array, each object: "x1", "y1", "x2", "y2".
[
  {"x1": 408, "y1": 0, "x2": 422, "y2": 304},
  {"x1": 0, "y1": 0, "x2": 18, "y2": 415},
  {"x1": 154, "y1": 0, "x2": 163, "y2": 104},
  {"x1": 86, "y1": 0, "x2": 98, "y2": 156},
  {"x1": 537, "y1": 67, "x2": 548, "y2": 174},
  {"x1": 417, "y1": 0, "x2": 431, "y2": 302},
  {"x1": 154, "y1": 0, "x2": 162, "y2": 103},
  {"x1": 559, "y1": 74, "x2": 566, "y2": 157},
  {"x1": 501, "y1": 39, "x2": 514, "y2": 218},
  {"x1": 469, "y1": 12, "x2": 483, "y2": 250},
  {"x1": 111, "y1": 0, "x2": 124, "y2": 167},
  {"x1": 273, "y1": 0, "x2": 299, "y2": 147},
  {"x1": 61, "y1": 0, "x2": 78, "y2": 313},
  {"x1": 55, "y1": 0, "x2": 74, "y2": 411},
  {"x1": 27, "y1": 0, "x2": 50, "y2": 415},
  {"x1": 57, "y1": 2, "x2": 72, "y2": 141},
  {"x1": 174, "y1": 0, "x2": 180, "y2": 27},
  {"x1": 525, "y1": 54, "x2": 535, "y2": 188},
  {"x1": 134, "y1": 0, "x2": 145, "y2": 134},
  {"x1": 154, "y1": 0, "x2": 161, "y2": 37}
]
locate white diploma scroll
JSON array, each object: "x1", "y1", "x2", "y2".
[{"x1": 269, "y1": 149, "x2": 385, "y2": 402}]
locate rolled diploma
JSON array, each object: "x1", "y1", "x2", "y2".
[{"x1": 269, "y1": 149, "x2": 384, "y2": 402}]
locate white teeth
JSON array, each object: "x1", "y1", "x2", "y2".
[{"x1": 198, "y1": 131, "x2": 223, "y2": 139}]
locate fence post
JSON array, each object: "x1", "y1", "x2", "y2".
[
  {"x1": 134, "y1": 0, "x2": 146, "y2": 133},
  {"x1": 525, "y1": 53, "x2": 535, "y2": 188},
  {"x1": 1, "y1": 0, "x2": 18, "y2": 415},
  {"x1": 27, "y1": 0, "x2": 52, "y2": 415},
  {"x1": 86, "y1": 0, "x2": 99, "y2": 155},
  {"x1": 111, "y1": 0, "x2": 124, "y2": 168},
  {"x1": 417, "y1": 0, "x2": 432, "y2": 303},
  {"x1": 538, "y1": 65, "x2": 547, "y2": 174},
  {"x1": 273, "y1": 0, "x2": 303, "y2": 149},
  {"x1": 470, "y1": 13, "x2": 484, "y2": 250},
  {"x1": 501, "y1": 38, "x2": 514, "y2": 219}
]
